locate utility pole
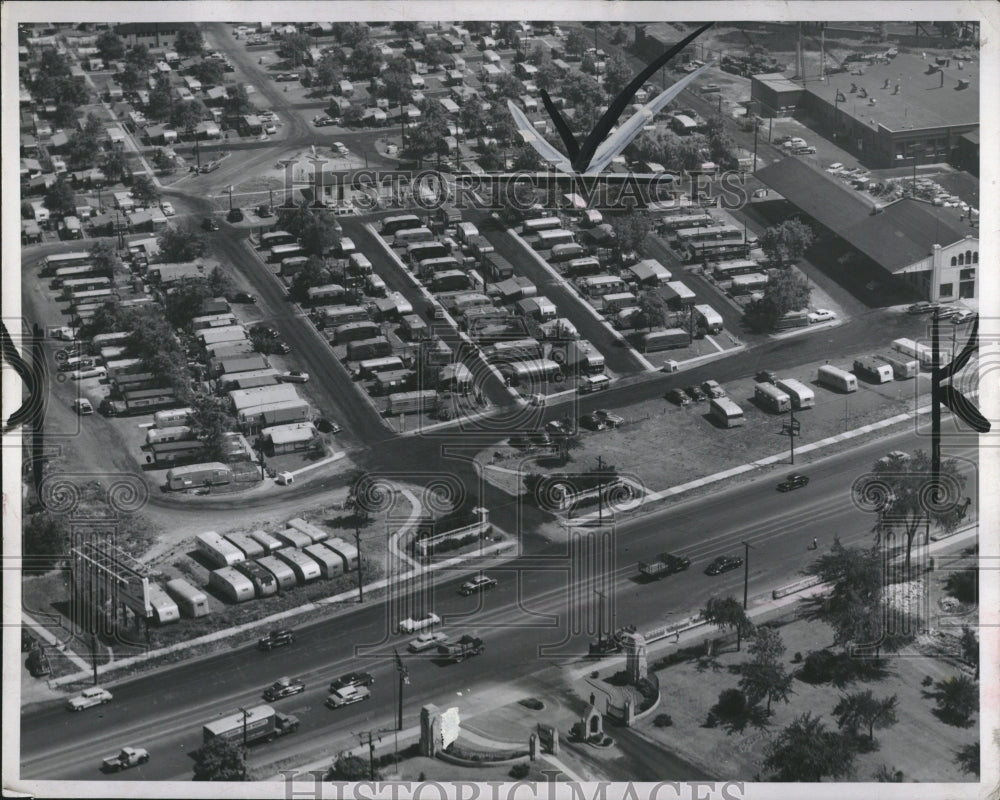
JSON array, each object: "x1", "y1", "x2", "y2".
[
  {"x1": 357, "y1": 731, "x2": 379, "y2": 780},
  {"x1": 740, "y1": 540, "x2": 754, "y2": 609},
  {"x1": 595, "y1": 589, "x2": 607, "y2": 644},
  {"x1": 752, "y1": 113, "x2": 759, "y2": 172},
  {"x1": 354, "y1": 513, "x2": 364, "y2": 603},
  {"x1": 596, "y1": 454, "x2": 605, "y2": 525},
  {"x1": 931, "y1": 310, "x2": 941, "y2": 478},
  {"x1": 393, "y1": 648, "x2": 409, "y2": 732},
  {"x1": 238, "y1": 706, "x2": 250, "y2": 778}
]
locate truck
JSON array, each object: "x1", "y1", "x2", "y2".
[
  {"x1": 101, "y1": 747, "x2": 150, "y2": 773},
  {"x1": 202, "y1": 704, "x2": 300, "y2": 746},
  {"x1": 437, "y1": 634, "x2": 485, "y2": 662},
  {"x1": 638, "y1": 553, "x2": 691, "y2": 579}
]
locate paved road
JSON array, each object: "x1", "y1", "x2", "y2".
[{"x1": 19, "y1": 429, "x2": 977, "y2": 780}]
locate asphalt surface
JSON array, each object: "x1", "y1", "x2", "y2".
[{"x1": 19, "y1": 430, "x2": 978, "y2": 780}]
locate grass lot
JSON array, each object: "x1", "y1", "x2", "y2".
[{"x1": 632, "y1": 605, "x2": 978, "y2": 782}]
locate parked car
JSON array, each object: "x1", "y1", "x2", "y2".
[
  {"x1": 278, "y1": 371, "x2": 310, "y2": 383},
  {"x1": 755, "y1": 370, "x2": 778, "y2": 384},
  {"x1": 685, "y1": 385, "x2": 707, "y2": 402},
  {"x1": 705, "y1": 555, "x2": 744, "y2": 576},
  {"x1": 332, "y1": 142, "x2": 349, "y2": 155},
  {"x1": 793, "y1": 145, "x2": 817, "y2": 155},
  {"x1": 201, "y1": 216, "x2": 220, "y2": 231},
  {"x1": 263, "y1": 676, "x2": 306, "y2": 701},
  {"x1": 66, "y1": 687, "x2": 113, "y2": 711},
  {"x1": 950, "y1": 310, "x2": 977, "y2": 324},
  {"x1": 808, "y1": 309, "x2": 837, "y2": 323},
  {"x1": 666, "y1": 388, "x2": 691, "y2": 406},
  {"x1": 250, "y1": 324, "x2": 279, "y2": 339},
  {"x1": 326, "y1": 685, "x2": 370, "y2": 708},
  {"x1": 907, "y1": 301, "x2": 938, "y2": 315},
  {"x1": 701, "y1": 380, "x2": 726, "y2": 398},
  {"x1": 315, "y1": 417, "x2": 342, "y2": 434},
  {"x1": 458, "y1": 575, "x2": 498, "y2": 595},
  {"x1": 258, "y1": 629, "x2": 295, "y2": 650},
  {"x1": 777, "y1": 473, "x2": 810, "y2": 492},
  {"x1": 313, "y1": 115, "x2": 335, "y2": 126},
  {"x1": 274, "y1": 341, "x2": 292, "y2": 354},
  {"x1": 579, "y1": 413, "x2": 607, "y2": 431},
  {"x1": 407, "y1": 631, "x2": 448, "y2": 652},
  {"x1": 160, "y1": 201, "x2": 175, "y2": 216},
  {"x1": 329, "y1": 672, "x2": 375, "y2": 691},
  {"x1": 699, "y1": 83, "x2": 721, "y2": 93},
  {"x1": 594, "y1": 410, "x2": 624, "y2": 427},
  {"x1": 545, "y1": 420, "x2": 568, "y2": 435},
  {"x1": 399, "y1": 612, "x2": 441, "y2": 634},
  {"x1": 256, "y1": 205, "x2": 273, "y2": 219},
  {"x1": 228, "y1": 292, "x2": 257, "y2": 304},
  {"x1": 825, "y1": 162, "x2": 844, "y2": 173}
]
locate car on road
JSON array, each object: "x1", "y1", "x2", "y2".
[
  {"x1": 315, "y1": 417, "x2": 342, "y2": 434},
  {"x1": 263, "y1": 676, "x2": 306, "y2": 700},
  {"x1": 793, "y1": 145, "x2": 817, "y2": 155},
  {"x1": 399, "y1": 612, "x2": 441, "y2": 634},
  {"x1": 808, "y1": 309, "x2": 837, "y2": 323},
  {"x1": 201, "y1": 216, "x2": 220, "y2": 231},
  {"x1": 594, "y1": 410, "x2": 624, "y2": 427},
  {"x1": 782, "y1": 137, "x2": 807, "y2": 150},
  {"x1": 101, "y1": 747, "x2": 149, "y2": 773},
  {"x1": 329, "y1": 671, "x2": 374, "y2": 691},
  {"x1": 579, "y1": 413, "x2": 608, "y2": 431},
  {"x1": 274, "y1": 341, "x2": 292, "y2": 354},
  {"x1": 332, "y1": 142, "x2": 349, "y2": 155},
  {"x1": 228, "y1": 292, "x2": 257, "y2": 304},
  {"x1": 699, "y1": 83, "x2": 721, "y2": 93},
  {"x1": 250, "y1": 324, "x2": 279, "y2": 339},
  {"x1": 313, "y1": 115, "x2": 335, "y2": 127},
  {"x1": 258, "y1": 629, "x2": 295, "y2": 650},
  {"x1": 408, "y1": 631, "x2": 449, "y2": 652},
  {"x1": 160, "y1": 201, "x2": 176, "y2": 216},
  {"x1": 950, "y1": 310, "x2": 977, "y2": 324},
  {"x1": 907, "y1": 301, "x2": 938, "y2": 315},
  {"x1": 705, "y1": 555, "x2": 744, "y2": 576},
  {"x1": 685, "y1": 385, "x2": 707, "y2": 402},
  {"x1": 702, "y1": 379, "x2": 726, "y2": 398},
  {"x1": 774, "y1": 135, "x2": 793, "y2": 145},
  {"x1": 755, "y1": 370, "x2": 778, "y2": 384},
  {"x1": 666, "y1": 388, "x2": 691, "y2": 406},
  {"x1": 777, "y1": 473, "x2": 810, "y2": 492},
  {"x1": 825, "y1": 162, "x2": 844, "y2": 173},
  {"x1": 326, "y1": 685, "x2": 371, "y2": 708},
  {"x1": 66, "y1": 687, "x2": 113, "y2": 711},
  {"x1": 278, "y1": 370, "x2": 310, "y2": 383},
  {"x1": 459, "y1": 574, "x2": 498, "y2": 595}
]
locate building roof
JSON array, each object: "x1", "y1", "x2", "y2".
[
  {"x1": 229, "y1": 383, "x2": 300, "y2": 412},
  {"x1": 756, "y1": 157, "x2": 976, "y2": 273},
  {"x1": 804, "y1": 53, "x2": 978, "y2": 132},
  {"x1": 263, "y1": 422, "x2": 316, "y2": 446},
  {"x1": 753, "y1": 72, "x2": 803, "y2": 94}
]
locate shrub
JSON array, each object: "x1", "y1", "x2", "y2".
[
  {"x1": 590, "y1": 670, "x2": 599, "y2": 679},
  {"x1": 518, "y1": 697, "x2": 544, "y2": 710},
  {"x1": 922, "y1": 675, "x2": 934, "y2": 687},
  {"x1": 713, "y1": 688, "x2": 747, "y2": 719},
  {"x1": 570, "y1": 721, "x2": 586, "y2": 740},
  {"x1": 704, "y1": 712, "x2": 718, "y2": 728},
  {"x1": 792, "y1": 651, "x2": 802, "y2": 663},
  {"x1": 653, "y1": 713, "x2": 673, "y2": 728},
  {"x1": 945, "y1": 569, "x2": 977, "y2": 605},
  {"x1": 509, "y1": 763, "x2": 530, "y2": 780}
]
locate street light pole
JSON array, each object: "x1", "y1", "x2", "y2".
[
  {"x1": 740, "y1": 540, "x2": 754, "y2": 609},
  {"x1": 354, "y1": 513, "x2": 364, "y2": 603}
]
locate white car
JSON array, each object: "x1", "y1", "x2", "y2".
[
  {"x1": 808, "y1": 309, "x2": 837, "y2": 323},
  {"x1": 50, "y1": 326, "x2": 78, "y2": 341},
  {"x1": 407, "y1": 631, "x2": 448, "y2": 652},
  {"x1": 399, "y1": 612, "x2": 441, "y2": 634},
  {"x1": 825, "y1": 162, "x2": 844, "y2": 173},
  {"x1": 332, "y1": 142, "x2": 349, "y2": 155},
  {"x1": 160, "y1": 201, "x2": 176, "y2": 216},
  {"x1": 66, "y1": 687, "x2": 113, "y2": 711},
  {"x1": 326, "y1": 685, "x2": 371, "y2": 708},
  {"x1": 278, "y1": 371, "x2": 310, "y2": 383},
  {"x1": 782, "y1": 137, "x2": 807, "y2": 150}
]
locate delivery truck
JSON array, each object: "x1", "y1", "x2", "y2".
[
  {"x1": 638, "y1": 553, "x2": 691, "y2": 579},
  {"x1": 202, "y1": 704, "x2": 299, "y2": 746},
  {"x1": 437, "y1": 634, "x2": 485, "y2": 662}
]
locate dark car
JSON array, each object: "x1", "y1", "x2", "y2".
[
  {"x1": 258, "y1": 629, "x2": 295, "y2": 651},
  {"x1": 907, "y1": 302, "x2": 938, "y2": 315},
  {"x1": 21, "y1": 629, "x2": 37, "y2": 652},
  {"x1": 256, "y1": 205, "x2": 274, "y2": 218},
  {"x1": 666, "y1": 388, "x2": 691, "y2": 406},
  {"x1": 229, "y1": 292, "x2": 257, "y2": 304},
  {"x1": 705, "y1": 555, "x2": 743, "y2": 576},
  {"x1": 755, "y1": 370, "x2": 778, "y2": 384},
  {"x1": 545, "y1": 420, "x2": 568, "y2": 435},
  {"x1": 594, "y1": 410, "x2": 624, "y2": 427},
  {"x1": 250, "y1": 324, "x2": 279, "y2": 339},
  {"x1": 660, "y1": 553, "x2": 691, "y2": 573},
  {"x1": 227, "y1": 208, "x2": 245, "y2": 223},
  {"x1": 263, "y1": 676, "x2": 306, "y2": 700},
  {"x1": 579, "y1": 413, "x2": 607, "y2": 431},
  {"x1": 201, "y1": 217, "x2": 220, "y2": 232},
  {"x1": 329, "y1": 671, "x2": 375, "y2": 692},
  {"x1": 777, "y1": 473, "x2": 810, "y2": 492},
  {"x1": 315, "y1": 417, "x2": 342, "y2": 434},
  {"x1": 685, "y1": 385, "x2": 707, "y2": 402},
  {"x1": 274, "y1": 341, "x2": 291, "y2": 354}
]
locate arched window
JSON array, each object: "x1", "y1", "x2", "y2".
[
  {"x1": 973, "y1": 252, "x2": 979, "y2": 264},
  {"x1": 951, "y1": 256, "x2": 958, "y2": 266},
  {"x1": 957, "y1": 253, "x2": 964, "y2": 266},
  {"x1": 966, "y1": 250, "x2": 972, "y2": 263}
]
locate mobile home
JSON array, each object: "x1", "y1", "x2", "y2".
[
  {"x1": 165, "y1": 578, "x2": 210, "y2": 617},
  {"x1": 209, "y1": 566, "x2": 256, "y2": 603},
  {"x1": 817, "y1": 365, "x2": 858, "y2": 393},
  {"x1": 709, "y1": 397, "x2": 745, "y2": 428},
  {"x1": 775, "y1": 378, "x2": 815, "y2": 410},
  {"x1": 196, "y1": 531, "x2": 246, "y2": 568}
]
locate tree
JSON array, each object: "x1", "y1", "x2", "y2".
[
  {"x1": 959, "y1": 625, "x2": 979, "y2": 679},
  {"x1": 870, "y1": 449, "x2": 968, "y2": 576},
  {"x1": 53, "y1": 102, "x2": 80, "y2": 129},
  {"x1": 96, "y1": 29, "x2": 126, "y2": 63},
  {"x1": 702, "y1": 595, "x2": 753, "y2": 653},
  {"x1": 225, "y1": 84, "x2": 252, "y2": 117},
  {"x1": 117, "y1": 64, "x2": 144, "y2": 93},
  {"x1": 566, "y1": 28, "x2": 589, "y2": 56},
  {"x1": 125, "y1": 44, "x2": 154, "y2": 73},
  {"x1": 130, "y1": 174, "x2": 159, "y2": 207},
  {"x1": 808, "y1": 541, "x2": 886, "y2": 654},
  {"x1": 380, "y1": 57, "x2": 414, "y2": 105},
  {"x1": 931, "y1": 675, "x2": 978, "y2": 727},
  {"x1": 192, "y1": 737, "x2": 246, "y2": 781},
  {"x1": 68, "y1": 114, "x2": 105, "y2": 169},
  {"x1": 278, "y1": 32, "x2": 312, "y2": 67},
  {"x1": 609, "y1": 212, "x2": 651, "y2": 254},
  {"x1": 636, "y1": 290, "x2": 669, "y2": 331},
  {"x1": 101, "y1": 149, "x2": 129, "y2": 183},
  {"x1": 158, "y1": 224, "x2": 207, "y2": 263},
  {"x1": 44, "y1": 177, "x2": 77, "y2": 218},
  {"x1": 740, "y1": 627, "x2": 794, "y2": 714},
  {"x1": 764, "y1": 713, "x2": 856, "y2": 781},
  {"x1": 581, "y1": 53, "x2": 597, "y2": 76},
  {"x1": 89, "y1": 240, "x2": 121, "y2": 276},
  {"x1": 175, "y1": 26, "x2": 205, "y2": 57},
  {"x1": 759, "y1": 218, "x2": 814, "y2": 266},
  {"x1": 604, "y1": 53, "x2": 633, "y2": 97},
  {"x1": 171, "y1": 100, "x2": 205, "y2": 133},
  {"x1": 512, "y1": 145, "x2": 542, "y2": 172},
  {"x1": 527, "y1": 43, "x2": 550, "y2": 67},
  {"x1": 348, "y1": 39, "x2": 383, "y2": 81},
  {"x1": 147, "y1": 75, "x2": 174, "y2": 122},
  {"x1": 151, "y1": 148, "x2": 176, "y2": 174},
  {"x1": 315, "y1": 50, "x2": 344, "y2": 90},
  {"x1": 744, "y1": 268, "x2": 812, "y2": 332},
  {"x1": 391, "y1": 22, "x2": 420, "y2": 39},
  {"x1": 332, "y1": 22, "x2": 369, "y2": 48},
  {"x1": 192, "y1": 59, "x2": 224, "y2": 87},
  {"x1": 833, "y1": 690, "x2": 898, "y2": 746},
  {"x1": 24, "y1": 512, "x2": 69, "y2": 572},
  {"x1": 190, "y1": 395, "x2": 234, "y2": 463},
  {"x1": 496, "y1": 22, "x2": 520, "y2": 47},
  {"x1": 954, "y1": 742, "x2": 979, "y2": 776},
  {"x1": 327, "y1": 754, "x2": 379, "y2": 782}
]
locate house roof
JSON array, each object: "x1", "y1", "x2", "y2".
[{"x1": 756, "y1": 157, "x2": 976, "y2": 273}]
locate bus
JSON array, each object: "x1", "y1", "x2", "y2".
[
  {"x1": 268, "y1": 243, "x2": 305, "y2": 263},
  {"x1": 196, "y1": 531, "x2": 245, "y2": 569},
  {"x1": 407, "y1": 240, "x2": 449, "y2": 265},
  {"x1": 393, "y1": 226, "x2": 435, "y2": 246},
  {"x1": 61, "y1": 276, "x2": 112, "y2": 299},
  {"x1": 522, "y1": 217, "x2": 563, "y2": 235},
  {"x1": 550, "y1": 243, "x2": 586, "y2": 263},
  {"x1": 709, "y1": 397, "x2": 745, "y2": 428},
  {"x1": 260, "y1": 230, "x2": 296, "y2": 249},
  {"x1": 165, "y1": 578, "x2": 210, "y2": 618},
  {"x1": 334, "y1": 320, "x2": 381, "y2": 344},
  {"x1": 817, "y1": 365, "x2": 858, "y2": 393},
  {"x1": 430, "y1": 270, "x2": 471, "y2": 293},
  {"x1": 754, "y1": 382, "x2": 791, "y2": 413},
  {"x1": 673, "y1": 225, "x2": 743, "y2": 248},
  {"x1": 52, "y1": 265, "x2": 98, "y2": 287},
  {"x1": 534, "y1": 229, "x2": 576, "y2": 250},
  {"x1": 712, "y1": 259, "x2": 760, "y2": 280},
  {"x1": 44, "y1": 252, "x2": 93, "y2": 275},
  {"x1": 775, "y1": 378, "x2": 815, "y2": 410},
  {"x1": 418, "y1": 256, "x2": 460, "y2": 279},
  {"x1": 358, "y1": 356, "x2": 405, "y2": 378},
  {"x1": 381, "y1": 214, "x2": 423, "y2": 236},
  {"x1": 500, "y1": 358, "x2": 562, "y2": 386}
]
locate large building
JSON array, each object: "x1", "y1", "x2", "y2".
[
  {"x1": 752, "y1": 53, "x2": 978, "y2": 168},
  {"x1": 757, "y1": 158, "x2": 978, "y2": 303},
  {"x1": 114, "y1": 22, "x2": 198, "y2": 49}
]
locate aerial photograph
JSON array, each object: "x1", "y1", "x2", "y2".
[{"x1": 3, "y1": 4, "x2": 994, "y2": 796}]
